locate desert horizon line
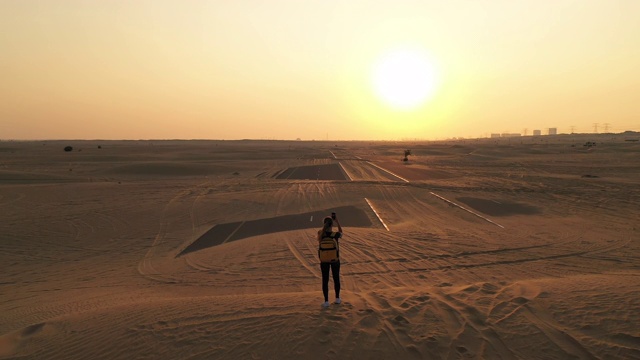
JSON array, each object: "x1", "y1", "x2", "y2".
[{"x1": 2, "y1": 130, "x2": 639, "y2": 143}]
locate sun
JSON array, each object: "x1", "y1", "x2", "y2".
[{"x1": 371, "y1": 48, "x2": 439, "y2": 110}]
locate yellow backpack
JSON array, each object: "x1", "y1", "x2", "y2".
[{"x1": 318, "y1": 232, "x2": 340, "y2": 263}]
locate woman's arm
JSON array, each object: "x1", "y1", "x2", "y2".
[{"x1": 335, "y1": 219, "x2": 343, "y2": 233}]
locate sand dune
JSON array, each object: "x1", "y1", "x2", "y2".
[{"x1": 1, "y1": 135, "x2": 639, "y2": 359}]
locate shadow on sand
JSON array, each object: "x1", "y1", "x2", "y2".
[{"x1": 177, "y1": 205, "x2": 372, "y2": 257}]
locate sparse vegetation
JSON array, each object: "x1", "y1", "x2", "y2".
[
  {"x1": 64, "y1": 146, "x2": 73, "y2": 152},
  {"x1": 402, "y1": 149, "x2": 412, "y2": 162}
]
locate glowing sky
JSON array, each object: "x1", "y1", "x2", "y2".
[{"x1": 2, "y1": 1, "x2": 639, "y2": 140}]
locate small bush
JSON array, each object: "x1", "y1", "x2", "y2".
[
  {"x1": 402, "y1": 149, "x2": 411, "y2": 162},
  {"x1": 64, "y1": 146, "x2": 73, "y2": 152}
]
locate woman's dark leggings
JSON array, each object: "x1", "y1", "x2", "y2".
[{"x1": 321, "y1": 261, "x2": 340, "y2": 302}]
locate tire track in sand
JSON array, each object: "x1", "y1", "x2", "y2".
[{"x1": 138, "y1": 180, "x2": 211, "y2": 283}]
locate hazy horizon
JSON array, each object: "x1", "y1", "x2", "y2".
[
  {"x1": 2, "y1": 1, "x2": 640, "y2": 140},
  {"x1": 3, "y1": 129, "x2": 639, "y2": 143}
]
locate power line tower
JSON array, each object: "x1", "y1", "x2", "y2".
[
  {"x1": 603, "y1": 123, "x2": 610, "y2": 133},
  {"x1": 570, "y1": 125, "x2": 576, "y2": 134},
  {"x1": 593, "y1": 123, "x2": 599, "y2": 133},
  {"x1": 523, "y1": 128, "x2": 528, "y2": 136}
]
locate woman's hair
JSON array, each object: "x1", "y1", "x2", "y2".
[{"x1": 322, "y1": 217, "x2": 333, "y2": 231}]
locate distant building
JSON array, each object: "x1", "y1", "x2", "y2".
[
  {"x1": 533, "y1": 130, "x2": 542, "y2": 136},
  {"x1": 501, "y1": 133, "x2": 521, "y2": 137},
  {"x1": 548, "y1": 128, "x2": 557, "y2": 135},
  {"x1": 491, "y1": 133, "x2": 501, "y2": 138}
]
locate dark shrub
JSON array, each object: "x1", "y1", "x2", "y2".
[
  {"x1": 402, "y1": 149, "x2": 411, "y2": 162},
  {"x1": 64, "y1": 146, "x2": 73, "y2": 152}
]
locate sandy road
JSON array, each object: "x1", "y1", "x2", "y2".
[
  {"x1": 131, "y1": 148, "x2": 637, "y2": 295},
  {"x1": 320, "y1": 151, "x2": 637, "y2": 286}
]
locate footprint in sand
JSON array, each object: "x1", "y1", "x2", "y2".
[
  {"x1": 325, "y1": 314, "x2": 346, "y2": 321},
  {"x1": 480, "y1": 282, "x2": 499, "y2": 295},
  {"x1": 21, "y1": 323, "x2": 46, "y2": 337},
  {"x1": 356, "y1": 309, "x2": 379, "y2": 328},
  {"x1": 392, "y1": 314, "x2": 410, "y2": 325},
  {"x1": 511, "y1": 296, "x2": 529, "y2": 305}
]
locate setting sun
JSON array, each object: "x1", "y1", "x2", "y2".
[{"x1": 371, "y1": 48, "x2": 439, "y2": 110}]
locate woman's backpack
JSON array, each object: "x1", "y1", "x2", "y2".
[{"x1": 318, "y1": 231, "x2": 341, "y2": 263}]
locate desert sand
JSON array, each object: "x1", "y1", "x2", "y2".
[{"x1": 1, "y1": 135, "x2": 639, "y2": 359}]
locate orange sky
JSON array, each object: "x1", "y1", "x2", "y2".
[{"x1": 1, "y1": 1, "x2": 639, "y2": 140}]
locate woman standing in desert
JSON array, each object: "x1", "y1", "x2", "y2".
[{"x1": 317, "y1": 212, "x2": 343, "y2": 308}]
